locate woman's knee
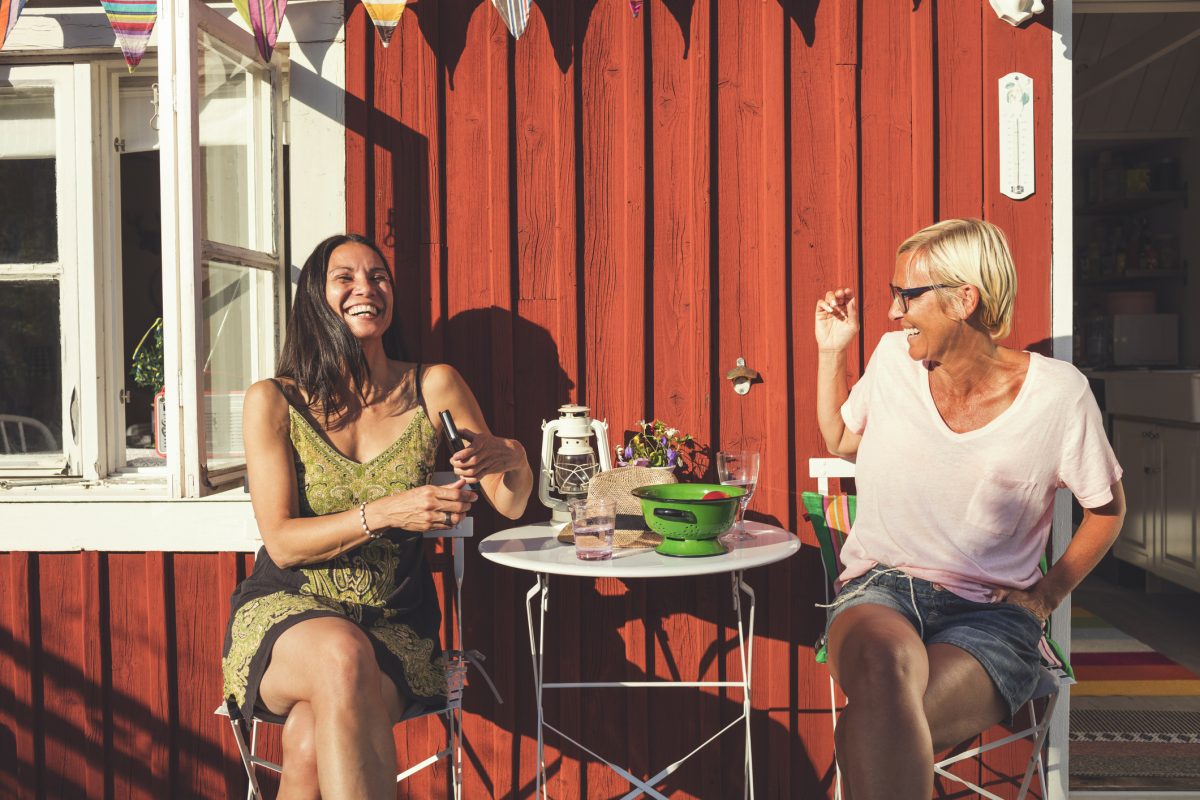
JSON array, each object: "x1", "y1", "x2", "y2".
[
  {"x1": 317, "y1": 629, "x2": 382, "y2": 701},
  {"x1": 830, "y1": 611, "x2": 928, "y2": 700}
]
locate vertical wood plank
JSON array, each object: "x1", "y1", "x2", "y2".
[
  {"x1": 910, "y1": 0, "x2": 936, "y2": 230},
  {"x1": 938, "y1": 0, "x2": 985, "y2": 220},
  {"x1": 512, "y1": 0, "x2": 579, "y2": 794},
  {"x1": 440, "y1": 1, "x2": 515, "y2": 796},
  {"x1": 38, "y1": 555, "x2": 86, "y2": 799},
  {"x1": 345, "y1": 0, "x2": 371, "y2": 233},
  {"x1": 647, "y1": 0, "x2": 716, "y2": 792},
  {"x1": 580, "y1": 0, "x2": 647, "y2": 792},
  {"x1": 172, "y1": 554, "x2": 230, "y2": 798},
  {"x1": 3, "y1": 553, "x2": 38, "y2": 799},
  {"x1": 81, "y1": 551, "x2": 107, "y2": 798},
  {"x1": 715, "y1": 0, "x2": 788, "y2": 796},
  {"x1": 788, "y1": 0, "x2": 854, "y2": 792},
  {"x1": 983, "y1": 0, "x2": 1054, "y2": 358},
  {"x1": 859, "y1": 0, "x2": 913, "y2": 349}
]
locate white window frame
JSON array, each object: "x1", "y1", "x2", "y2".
[
  {"x1": 159, "y1": 0, "x2": 287, "y2": 497},
  {"x1": 0, "y1": 63, "x2": 86, "y2": 477}
]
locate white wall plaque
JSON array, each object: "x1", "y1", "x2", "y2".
[{"x1": 999, "y1": 72, "x2": 1035, "y2": 200}]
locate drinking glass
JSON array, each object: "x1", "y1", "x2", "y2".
[
  {"x1": 569, "y1": 497, "x2": 615, "y2": 561},
  {"x1": 717, "y1": 451, "x2": 760, "y2": 542}
]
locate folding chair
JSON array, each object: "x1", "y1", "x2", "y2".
[
  {"x1": 803, "y1": 457, "x2": 1074, "y2": 800},
  {"x1": 216, "y1": 473, "x2": 500, "y2": 800}
]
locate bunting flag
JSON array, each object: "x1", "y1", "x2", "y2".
[
  {"x1": 101, "y1": 0, "x2": 157, "y2": 70},
  {"x1": 1, "y1": 0, "x2": 27, "y2": 49},
  {"x1": 629, "y1": 0, "x2": 643, "y2": 17},
  {"x1": 232, "y1": 0, "x2": 285, "y2": 62},
  {"x1": 491, "y1": 0, "x2": 530, "y2": 40},
  {"x1": 361, "y1": 0, "x2": 407, "y2": 46}
]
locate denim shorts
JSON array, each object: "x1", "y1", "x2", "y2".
[{"x1": 825, "y1": 566, "x2": 1044, "y2": 717}]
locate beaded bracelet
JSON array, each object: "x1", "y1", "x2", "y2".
[{"x1": 360, "y1": 502, "x2": 381, "y2": 539}]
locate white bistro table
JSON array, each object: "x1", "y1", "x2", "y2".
[{"x1": 479, "y1": 521, "x2": 800, "y2": 800}]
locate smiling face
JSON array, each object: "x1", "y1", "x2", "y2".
[
  {"x1": 324, "y1": 241, "x2": 393, "y2": 341},
  {"x1": 890, "y1": 250, "x2": 964, "y2": 363}
]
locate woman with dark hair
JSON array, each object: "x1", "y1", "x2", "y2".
[{"x1": 221, "y1": 234, "x2": 532, "y2": 798}]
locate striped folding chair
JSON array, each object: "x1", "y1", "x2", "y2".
[{"x1": 803, "y1": 458, "x2": 1073, "y2": 800}]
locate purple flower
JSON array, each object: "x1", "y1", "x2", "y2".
[
  {"x1": 666, "y1": 448, "x2": 678, "y2": 466},
  {"x1": 660, "y1": 436, "x2": 668, "y2": 447},
  {"x1": 624, "y1": 445, "x2": 633, "y2": 460},
  {"x1": 632, "y1": 458, "x2": 650, "y2": 467}
]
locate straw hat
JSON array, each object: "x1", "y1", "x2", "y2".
[{"x1": 557, "y1": 466, "x2": 677, "y2": 549}]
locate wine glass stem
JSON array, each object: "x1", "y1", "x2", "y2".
[{"x1": 738, "y1": 497, "x2": 749, "y2": 528}]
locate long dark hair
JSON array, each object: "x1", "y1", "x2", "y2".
[{"x1": 276, "y1": 234, "x2": 405, "y2": 420}]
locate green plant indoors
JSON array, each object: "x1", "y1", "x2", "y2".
[{"x1": 130, "y1": 317, "x2": 164, "y2": 391}]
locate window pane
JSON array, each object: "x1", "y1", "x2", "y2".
[
  {"x1": 197, "y1": 30, "x2": 275, "y2": 253},
  {"x1": 0, "y1": 86, "x2": 57, "y2": 263},
  {"x1": 0, "y1": 281, "x2": 62, "y2": 454},
  {"x1": 202, "y1": 261, "x2": 274, "y2": 472}
]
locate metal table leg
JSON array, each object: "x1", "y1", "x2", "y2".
[
  {"x1": 525, "y1": 569, "x2": 757, "y2": 799},
  {"x1": 525, "y1": 573, "x2": 550, "y2": 800}
]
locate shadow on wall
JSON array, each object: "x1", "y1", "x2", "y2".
[{"x1": 408, "y1": 0, "x2": 827, "y2": 81}]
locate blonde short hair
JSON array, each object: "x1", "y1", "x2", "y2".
[{"x1": 896, "y1": 218, "x2": 1017, "y2": 340}]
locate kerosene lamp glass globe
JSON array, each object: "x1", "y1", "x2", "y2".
[{"x1": 553, "y1": 446, "x2": 598, "y2": 498}]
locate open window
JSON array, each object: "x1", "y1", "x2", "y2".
[{"x1": 159, "y1": 1, "x2": 286, "y2": 495}]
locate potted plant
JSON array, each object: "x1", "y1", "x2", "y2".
[
  {"x1": 130, "y1": 317, "x2": 166, "y2": 455},
  {"x1": 615, "y1": 419, "x2": 696, "y2": 472}
]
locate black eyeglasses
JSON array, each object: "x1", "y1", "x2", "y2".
[{"x1": 889, "y1": 283, "x2": 949, "y2": 313}]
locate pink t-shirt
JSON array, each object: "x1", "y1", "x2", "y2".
[{"x1": 838, "y1": 331, "x2": 1123, "y2": 603}]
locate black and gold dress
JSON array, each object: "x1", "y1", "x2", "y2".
[{"x1": 221, "y1": 376, "x2": 448, "y2": 723}]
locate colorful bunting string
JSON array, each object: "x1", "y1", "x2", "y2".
[
  {"x1": 101, "y1": 0, "x2": 157, "y2": 70},
  {"x1": 1, "y1": 0, "x2": 27, "y2": 49},
  {"x1": 629, "y1": 0, "x2": 643, "y2": 18},
  {"x1": 362, "y1": 0, "x2": 406, "y2": 47},
  {"x1": 491, "y1": 0, "x2": 530, "y2": 40},
  {"x1": 232, "y1": 0, "x2": 285, "y2": 62}
]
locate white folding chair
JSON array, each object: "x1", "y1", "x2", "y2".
[
  {"x1": 216, "y1": 473, "x2": 499, "y2": 800},
  {"x1": 805, "y1": 457, "x2": 1073, "y2": 800}
]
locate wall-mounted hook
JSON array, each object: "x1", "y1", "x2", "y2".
[{"x1": 725, "y1": 357, "x2": 760, "y2": 395}]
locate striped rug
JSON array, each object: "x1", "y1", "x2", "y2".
[
  {"x1": 1069, "y1": 605, "x2": 1200, "y2": 789},
  {"x1": 1071, "y1": 605, "x2": 1200, "y2": 697}
]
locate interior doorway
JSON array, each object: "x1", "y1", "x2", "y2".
[{"x1": 1070, "y1": 5, "x2": 1200, "y2": 792}]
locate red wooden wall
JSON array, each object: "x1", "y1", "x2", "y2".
[{"x1": 0, "y1": 0, "x2": 1056, "y2": 798}]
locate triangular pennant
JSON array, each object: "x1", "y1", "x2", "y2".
[
  {"x1": 101, "y1": 0, "x2": 157, "y2": 70},
  {"x1": 491, "y1": 0, "x2": 530, "y2": 40},
  {"x1": 629, "y1": 0, "x2": 643, "y2": 18},
  {"x1": 361, "y1": 0, "x2": 406, "y2": 47},
  {"x1": 1, "y1": 0, "x2": 28, "y2": 50},
  {"x1": 233, "y1": 0, "x2": 285, "y2": 62}
]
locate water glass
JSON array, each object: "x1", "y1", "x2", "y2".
[{"x1": 569, "y1": 497, "x2": 615, "y2": 561}]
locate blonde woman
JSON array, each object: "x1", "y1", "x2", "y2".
[{"x1": 814, "y1": 219, "x2": 1125, "y2": 800}]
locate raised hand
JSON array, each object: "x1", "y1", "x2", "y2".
[{"x1": 815, "y1": 288, "x2": 859, "y2": 353}]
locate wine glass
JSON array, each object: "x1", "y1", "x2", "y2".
[{"x1": 717, "y1": 450, "x2": 760, "y2": 542}]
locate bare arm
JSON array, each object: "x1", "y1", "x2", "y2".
[
  {"x1": 422, "y1": 364, "x2": 534, "y2": 520},
  {"x1": 243, "y1": 380, "x2": 477, "y2": 569},
  {"x1": 815, "y1": 288, "x2": 863, "y2": 458},
  {"x1": 1003, "y1": 481, "x2": 1127, "y2": 620}
]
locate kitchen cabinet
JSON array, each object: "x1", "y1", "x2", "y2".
[{"x1": 1112, "y1": 417, "x2": 1200, "y2": 592}]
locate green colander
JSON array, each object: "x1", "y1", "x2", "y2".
[{"x1": 631, "y1": 483, "x2": 747, "y2": 557}]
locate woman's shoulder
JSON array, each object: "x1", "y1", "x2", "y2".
[
  {"x1": 415, "y1": 362, "x2": 468, "y2": 396},
  {"x1": 243, "y1": 379, "x2": 295, "y2": 435},
  {"x1": 1025, "y1": 350, "x2": 1090, "y2": 395}
]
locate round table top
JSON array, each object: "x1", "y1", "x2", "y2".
[{"x1": 478, "y1": 520, "x2": 800, "y2": 579}]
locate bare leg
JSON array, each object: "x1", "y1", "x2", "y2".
[
  {"x1": 278, "y1": 701, "x2": 319, "y2": 800},
  {"x1": 258, "y1": 617, "x2": 408, "y2": 800},
  {"x1": 827, "y1": 604, "x2": 933, "y2": 800},
  {"x1": 922, "y1": 643, "x2": 1007, "y2": 755}
]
